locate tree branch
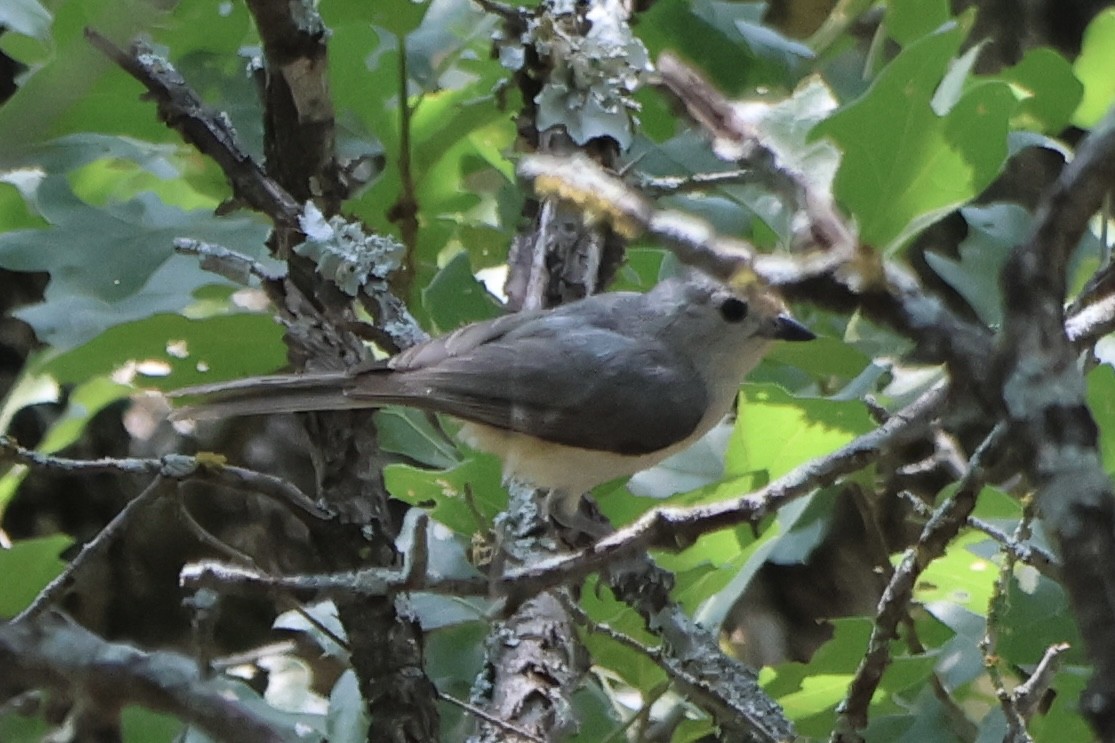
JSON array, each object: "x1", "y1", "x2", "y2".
[
  {"x1": 831, "y1": 424, "x2": 1008, "y2": 741},
  {"x1": 0, "y1": 612, "x2": 297, "y2": 743},
  {"x1": 996, "y1": 105, "x2": 1115, "y2": 737},
  {"x1": 83, "y1": 28, "x2": 301, "y2": 228}
]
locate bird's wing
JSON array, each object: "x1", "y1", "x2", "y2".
[
  {"x1": 387, "y1": 309, "x2": 552, "y2": 370},
  {"x1": 353, "y1": 327, "x2": 709, "y2": 456}
]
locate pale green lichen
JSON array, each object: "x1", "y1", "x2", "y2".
[
  {"x1": 495, "y1": 0, "x2": 650, "y2": 149},
  {"x1": 295, "y1": 203, "x2": 404, "y2": 296}
]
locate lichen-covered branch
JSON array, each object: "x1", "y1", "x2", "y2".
[
  {"x1": 83, "y1": 29, "x2": 301, "y2": 228},
  {"x1": 996, "y1": 105, "x2": 1115, "y2": 737},
  {"x1": 0, "y1": 613, "x2": 296, "y2": 743},
  {"x1": 239, "y1": 1, "x2": 440, "y2": 738}
]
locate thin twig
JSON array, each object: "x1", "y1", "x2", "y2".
[
  {"x1": 831, "y1": 423, "x2": 1008, "y2": 742},
  {"x1": 635, "y1": 168, "x2": 754, "y2": 195},
  {"x1": 564, "y1": 599, "x2": 785, "y2": 743},
  {"x1": 84, "y1": 28, "x2": 301, "y2": 227},
  {"x1": 897, "y1": 491, "x2": 1060, "y2": 580},
  {"x1": 0, "y1": 437, "x2": 329, "y2": 522},
  {"x1": 178, "y1": 499, "x2": 256, "y2": 566},
  {"x1": 14, "y1": 476, "x2": 171, "y2": 623},
  {"x1": 437, "y1": 691, "x2": 546, "y2": 743},
  {"x1": 981, "y1": 500, "x2": 1037, "y2": 743},
  {"x1": 174, "y1": 239, "x2": 286, "y2": 286},
  {"x1": 1013, "y1": 642, "x2": 1071, "y2": 718}
]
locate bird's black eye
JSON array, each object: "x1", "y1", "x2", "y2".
[{"x1": 720, "y1": 297, "x2": 749, "y2": 323}]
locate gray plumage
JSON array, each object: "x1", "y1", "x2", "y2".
[{"x1": 170, "y1": 275, "x2": 813, "y2": 493}]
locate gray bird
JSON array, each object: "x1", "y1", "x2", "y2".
[{"x1": 171, "y1": 274, "x2": 814, "y2": 523}]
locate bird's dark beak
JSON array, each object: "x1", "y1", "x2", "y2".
[{"x1": 772, "y1": 314, "x2": 815, "y2": 342}]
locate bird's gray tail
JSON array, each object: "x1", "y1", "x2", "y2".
[{"x1": 168, "y1": 372, "x2": 366, "y2": 421}]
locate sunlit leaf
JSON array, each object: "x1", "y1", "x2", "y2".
[
  {"x1": 0, "y1": 534, "x2": 71, "y2": 618},
  {"x1": 1072, "y1": 8, "x2": 1115, "y2": 128},
  {"x1": 813, "y1": 23, "x2": 1015, "y2": 253}
]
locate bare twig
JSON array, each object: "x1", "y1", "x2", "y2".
[
  {"x1": 84, "y1": 29, "x2": 301, "y2": 227},
  {"x1": 655, "y1": 51, "x2": 854, "y2": 254},
  {"x1": 177, "y1": 500, "x2": 256, "y2": 566},
  {"x1": 566, "y1": 599, "x2": 785, "y2": 743},
  {"x1": 179, "y1": 557, "x2": 489, "y2": 604},
  {"x1": 14, "y1": 477, "x2": 171, "y2": 623},
  {"x1": 831, "y1": 424, "x2": 1008, "y2": 742},
  {"x1": 179, "y1": 512, "x2": 485, "y2": 606},
  {"x1": 1014, "y1": 643, "x2": 1071, "y2": 718},
  {"x1": 437, "y1": 691, "x2": 546, "y2": 743},
  {"x1": 0, "y1": 437, "x2": 329, "y2": 521},
  {"x1": 981, "y1": 502, "x2": 1038, "y2": 743},
  {"x1": 897, "y1": 491, "x2": 1060, "y2": 580},
  {"x1": 635, "y1": 168, "x2": 755, "y2": 195},
  {"x1": 173, "y1": 239, "x2": 286, "y2": 286}
]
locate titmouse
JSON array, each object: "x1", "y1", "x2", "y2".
[{"x1": 170, "y1": 274, "x2": 814, "y2": 526}]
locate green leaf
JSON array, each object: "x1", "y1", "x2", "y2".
[
  {"x1": 44, "y1": 313, "x2": 286, "y2": 391},
  {"x1": 701, "y1": 77, "x2": 842, "y2": 243},
  {"x1": 1001, "y1": 47, "x2": 1083, "y2": 133},
  {"x1": 0, "y1": 176, "x2": 269, "y2": 350},
  {"x1": 384, "y1": 454, "x2": 506, "y2": 535},
  {"x1": 373, "y1": 0, "x2": 431, "y2": 38},
  {"x1": 764, "y1": 335, "x2": 871, "y2": 383},
  {"x1": 914, "y1": 528, "x2": 996, "y2": 614},
  {"x1": 638, "y1": 0, "x2": 810, "y2": 94},
  {"x1": 692, "y1": 523, "x2": 779, "y2": 629},
  {"x1": 426, "y1": 621, "x2": 487, "y2": 687},
  {"x1": 0, "y1": 710, "x2": 49, "y2": 742},
  {"x1": 121, "y1": 707, "x2": 184, "y2": 743},
  {"x1": 1, "y1": 133, "x2": 183, "y2": 180},
  {"x1": 375, "y1": 409, "x2": 461, "y2": 470},
  {"x1": 997, "y1": 573, "x2": 1081, "y2": 662},
  {"x1": 627, "y1": 420, "x2": 733, "y2": 500},
  {"x1": 407, "y1": 594, "x2": 490, "y2": 631},
  {"x1": 1029, "y1": 669, "x2": 1091, "y2": 743},
  {"x1": 1072, "y1": 8, "x2": 1115, "y2": 128},
  {"x1": 406, "y1": 0, "x2": 494, "y2": 91},
  {"x1": 729, "y1": 384, "x2": 874, "y2": 480},
  {"x1": 1090, "y1": 364, "x2": 1115, "y2": 477},
  {"x1": 0, "y1": 534, "x2": 71, "y2": 618},
  {"x1": 421, "y1": 252, "x2": 503, "y2": 334},
  {"x1": 763, "y1": 618, "x2": 936, "y2": 733},
  {"x1": 0, "y1": 1, "x2": 177, "y2": 146},
  {"x1": 865, "y1": 685, "x2": 970, "y2": 742},
  {"x1": 761, "y1": 619, "x2": 868, "y2": 728},
  {"x1": 885, "y1": 0, "x2": 951, "y2": 46},
  {"x1": 766, "y1": 486, "x2": 841, "y2": 565},
  {"x1": 579, "y1": 578, "x2": 668, "y2": 692},
  {"x1": 813, "y1": 23, "x2": 1016, "y2": 253},
  {"x1": 568, "y1": 685, "x2": 624, "y2": 743},
  {"x1": 922, "y1": 202, "x2": 1032, "y2": 327}
]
